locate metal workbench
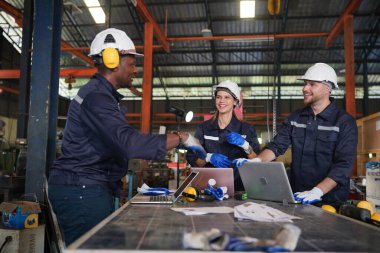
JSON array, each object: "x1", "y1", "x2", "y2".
[{"x1": 65, "y1": 199, "x2": 380, "y2": 252}]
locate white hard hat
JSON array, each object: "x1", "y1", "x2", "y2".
[
  {"x1": 89, "y1": 28, "x2": 143, "y2": 57},
  {"x1": 298, "y1": 63, "x2": 338, "y2": 89},
  {"x1": 213, "y1": 80, "x2": 241, "y2": 106}
]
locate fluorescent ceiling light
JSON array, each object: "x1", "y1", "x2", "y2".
[
  {"x1": 84, "y1": 0, "x2": 100, "y2": 7},
  {"x1": 83, "y1": 0, "x2": 105, "y2": 24},
  {"x1": 201, "y1": 28, "x2": 213, "y2": 37},
  {"x1": 240, "y1": 1, "x2": 255, "y2": 18},
  {"x1": 89, "y1": 7, "x2": 106, "y2": 24}
]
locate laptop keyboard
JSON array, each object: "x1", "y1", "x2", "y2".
[{"x1": 150, "y1": 195, "x2": 169, "y2": 202}]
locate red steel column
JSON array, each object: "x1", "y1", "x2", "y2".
[
  {"x1": 141, "y1": 22, "x2": 154, "y2": 133},
  {"x1": 326, "y1": 0, "x2": 362, "y2": 48},
  {"x1": 344, "y1": 15, "x2": 356, "y2": 117}
]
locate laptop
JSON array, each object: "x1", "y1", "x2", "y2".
[
  {"x1": 130, "y1": 171, "x2": 199, "y2": 204},
  {"x1": 190, "y1": 167, "x2": 235, "y2": 197},
  {"x1": 238, "y1": 162, "x2": 298, "y2": 204}
]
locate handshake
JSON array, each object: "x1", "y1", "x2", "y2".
[{"x1": 180, "y1": 133, "x2": 208, "y2": 159}]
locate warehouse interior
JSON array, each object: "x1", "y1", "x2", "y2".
[{"x1": 0, "y1": 0, "x2": 380, "y2": 252}]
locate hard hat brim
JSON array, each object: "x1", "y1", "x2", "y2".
[{"x1": 124, "y1": 52, "x2": 144, "y2": 57}]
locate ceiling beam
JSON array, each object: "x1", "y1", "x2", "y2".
[
  {"x1": 0, "y1": 68, "x2": 97, "y2": 78},
  {"x1": 0, "y1": 84, "x2": 19, "y2": 95},
  {"x1": 61, "y1": 41, "x2": 93, "y2": 66},
  {"x1": 0, "y1": 0, "x2": 93, "y2": 66},
  {"x1": 326, "y1": 0, "x2": 362, "y2": 48},
  {"x1": 3, "y1": 66, "x2": 379, "y2": 79},
  {"x1": 167, "y1": 32, "x2": 328, "y2": 41},
  {"x1": 161, "y1": 45, "x2": 380, "y2": 54},
  {"x1": 132, "y1": 0, "x2": 170, "y2": 52},
  {"x1": 0, "y1": 0, "x2": 22, "y2": 22},
  {"x1": 61, "y1": 13, "x2": 377, "y2": 29}
]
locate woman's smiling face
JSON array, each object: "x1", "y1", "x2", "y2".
[{"x1": 215, "y1": 90, "x2": 236, "y2": 114}]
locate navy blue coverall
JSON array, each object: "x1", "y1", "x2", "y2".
[
  {"x1": 48, "y1": 74, "x2": 167, "y2": 244},
  {"x1": 266, "y1": 98, "x2": 358, "y2": 204},
  {"x1": 187, "y1": 115, "x2": 260, "y2": 191}
]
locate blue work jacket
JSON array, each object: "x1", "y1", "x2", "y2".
[
  {"x1": 48, "y1": 74, "x2": 166, "y2": 193},
  {"x1": 187, "y1": 115, "x2": 260, "y2": 191},
  {"x1": 266, "y1": 98, "x2": 358, "y2": 204}
]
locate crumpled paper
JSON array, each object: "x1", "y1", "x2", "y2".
[{"x1": 234, "y1": 202, "x2": 301, "y2": 222}]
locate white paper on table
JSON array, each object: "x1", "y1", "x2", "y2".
[
  {"x1": 234, "y1": 202, "x2": 301, "y2": 222},
  {"x1": 171, "y1": 206, "x2": 234, "y2": 216}
]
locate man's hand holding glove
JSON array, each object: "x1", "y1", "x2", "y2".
[
  {"x1": 294, "y1": 187, "x2": 323, "y2": 204},
  {"x1": 206, "y1": 153, "x2": 232, "y2": 168},
  {"x1": 226, "y1": 132, "x2": 252, "y2": 154},
  {"x1": 182, "y1": 133, "x2": 207, "y2": 159},
  {"x1": 232, "y1": 157, "x2": 262, "y2": 168}
]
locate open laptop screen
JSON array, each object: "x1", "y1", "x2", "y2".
[
  {"x1": 173, "y1": 171, "x2": 199, "y2": 200},
  {"x1": 238, "y1": 162, "x2": 298, "y2": 204}
]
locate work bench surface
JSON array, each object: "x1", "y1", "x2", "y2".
[{"x1": 66, "y1": 199, "x2": 380, "y2": 252}]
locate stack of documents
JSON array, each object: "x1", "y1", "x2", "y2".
[{"x1": 234, "y1": 202, "x2": 301, "y2": 222}]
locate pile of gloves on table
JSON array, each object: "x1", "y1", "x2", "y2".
[{"x1": 183, "y1": 224, "x2": 301, "y2": 252}]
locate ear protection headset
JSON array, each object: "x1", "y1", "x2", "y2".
[
  {"x1": 182, "y1": 187, "x2": 215, "y2": 202},
  {"x1": 102, "y1": 47, "x2": 120, "y2": 69},
  {"x1": 93, "y1": 34, "x2": 120, "y2": 69}
]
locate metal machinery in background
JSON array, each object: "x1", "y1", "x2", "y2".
[
  {"x1": 0, "y1": 126, "x2": 27, "y2": 203},
  {"x1": 122, "y1": 148, "x2": 187, "y2": 205},
  {"x1": 141, "y1": 161, "x2": 173, "y2": 189}
]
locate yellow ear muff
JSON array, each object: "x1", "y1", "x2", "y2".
[
  {"x1": 182, "y1": 187, "x2": 199, "y2": 202},
  {"x1": 102, "y1": 48, "x2": 120, "y2": 69}
]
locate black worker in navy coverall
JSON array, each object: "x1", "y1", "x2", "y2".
[
  {"x1": 48, "y1": 28, "x2": 206, "y2": 246},
  {"x1": 234, "y1": 63, "x2": 358, "y2": 205}
]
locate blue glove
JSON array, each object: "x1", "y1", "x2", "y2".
[
  {"x1": 232, "y1": 158, "x2": 262, "y2": 168},
  {"x1": 144, "y1": 187, "x2": 170, "y2": 196},
  {"x1": 227, "y1": 132, "x2": 245, "y2": 146},
  {"x1": 204, "y1": 187, "x2": 225, "y2": 200},
  {"x1": 182, "y1": 134, "x2": 207, "y2": 159},
  {"x1": 294, "y1": 187, "x2": 323, "y2": 204},
  {"x1": 137, "y1": 184, "x2": 171, "y2": 196},
  {"x1": 227, "y1": 132, "x2": 249, "y2": 150},
  {"x1": 206, "y1": 153, "x2": 232, "y2": 168}
]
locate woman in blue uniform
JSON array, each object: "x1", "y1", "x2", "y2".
[{"x1": 187, "y1": 80, "x2": 261, "y2": 191}]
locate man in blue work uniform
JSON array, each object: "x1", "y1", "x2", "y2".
[
  {"x1": 235, "y1": 63, "x2": 358, "y2": 205},
  {"x1": 48, "y1": 28, "x2": 206, "y2": 245},
  {"x1": 187, "y1": 80, "x2": 261, "y2": 191}
]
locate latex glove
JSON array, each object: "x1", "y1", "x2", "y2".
[
  {"x1": 204, "y1": 179, "x2": 228, "y2": 200},
  {"x1": 182, "y1": 134, "x2": 207, "y2": 159},
  {"x1": 137, "y1": 183, "x2": 171, "y2": 196},
  {"x1": 226, "y1": 132, "x2": 249, "y2": 150},
  {"x1": 232, "y1": 157, "x2": 262, "y2": 168},
  {"x1": 294, "y1": 187, "x2": 323, "y2": 204},
  {"x1": 204, "y1": 186, "x2": 226, "y2": 201},
  {"x1": 206, "y1": 153, "x2": 232, "y2": 168}
]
